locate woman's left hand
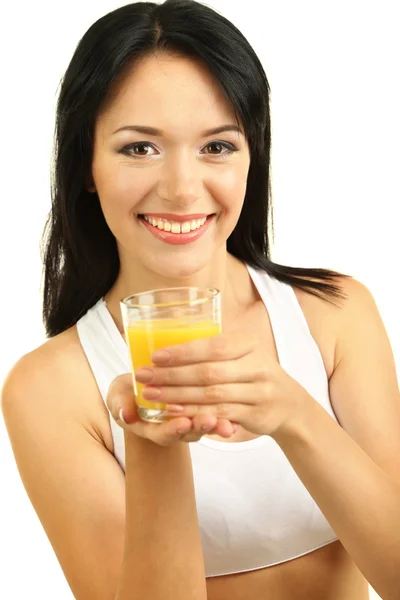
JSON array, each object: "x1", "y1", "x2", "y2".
[{"x1": 134, "y1": 331, "x2": 314, "y2": 439}]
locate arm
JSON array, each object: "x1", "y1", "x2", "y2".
[
  {"x1": 274, "y1": 398, "x2": 400, "y2": 600},
  {"x1": 1, "y1": 345, "x2": 207, "y2": 600},
  {"x1": 273, "y1": 278, "x2": 400, "y2": 600},
  {"x1": 117, "y1": 432, "x2": 206, "y2": 600}
]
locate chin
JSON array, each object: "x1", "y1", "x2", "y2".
[{"x1": 145, "y1": 251, "x2": 213, "y2": 280}]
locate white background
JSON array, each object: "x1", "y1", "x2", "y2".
[{"x1": 1, "y1": 1, "x2": 398, "y2": 598}]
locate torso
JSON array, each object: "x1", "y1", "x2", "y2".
[{"x1": 43, "y1": 266, "x2": 369, "y2": 599}]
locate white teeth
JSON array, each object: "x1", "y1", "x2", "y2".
[
  {"x1": 181, "y1": 222, "x2": 191, "y2": 233},
  {"x1": 171, "y1": 222, "x2": 181, "y2": 234},
  {"x1": 142, "y1": 215, "x2": 208, "y2": 233}
]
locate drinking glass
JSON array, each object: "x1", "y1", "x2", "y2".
[{"x1": 120, "y1": 287, "x2": 221, "y2": 423}]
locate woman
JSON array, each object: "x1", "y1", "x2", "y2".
[{"x1": 2, "y1": 1, "x2": 400, "y2": 599}]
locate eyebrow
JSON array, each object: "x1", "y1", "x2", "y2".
[{"x1": 111, "y1": 124, "x2": 243, "y2": 137}]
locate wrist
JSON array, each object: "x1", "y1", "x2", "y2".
[{"x1": 271, "y1": 392, "x2": 318, "y2": 448}]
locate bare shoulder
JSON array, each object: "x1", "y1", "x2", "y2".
[
  {"x1": 291, "y1": 275, "x2": 356, "y2": 380},
  {"x1": 1, "y1": 326, "x2": 110, "y2": 449},
  {"x1": 1, "y1": 328, "x2": 127, "y2": 599}
]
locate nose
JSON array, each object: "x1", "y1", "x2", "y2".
[{"x1": 157, "y1": 153, "x2": 203, "y2": 207}]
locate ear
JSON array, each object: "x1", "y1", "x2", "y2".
[{"x1": 85, "y1": 177, "x2": 97, "y2": 193}]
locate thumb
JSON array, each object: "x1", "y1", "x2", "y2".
[{"x1": 106, "y1": 373, "x2": 138, "y2": 425}]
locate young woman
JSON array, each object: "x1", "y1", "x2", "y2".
[{"x1": 2, "y1": 1, "x2": 400, "y2": 599}]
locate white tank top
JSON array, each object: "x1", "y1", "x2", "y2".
[{"x1": 76, "y1": 263, "x2": 339, "y2": 578}]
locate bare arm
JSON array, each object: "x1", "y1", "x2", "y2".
[
  {"x1": 1, "y1": 347, "x2": 207, "y2": 600},
  {"x1": 117, "y1": 432, "x2": 206, "y2": 600},
  {"x1": 273, "y1": 279, "x2": 400, "y2": 600}
]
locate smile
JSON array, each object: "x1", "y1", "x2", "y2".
[
  {"x1": 141, "y1": 214, "x2": 207, "y2": 233},
  {"x1": 137, "y1": 214, "x2": 215, "y2": 245}
]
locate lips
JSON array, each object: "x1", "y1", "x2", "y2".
[
  {"x1": 138, "y1": 213, "x2": 211, "y2": 223},
  {"x1": 137, "y1": 213, "x2": 216, "y2": 245}
]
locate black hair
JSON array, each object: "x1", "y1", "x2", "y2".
[{"x1": 41, "y1": 0, "x2": 352, "y2": 337}]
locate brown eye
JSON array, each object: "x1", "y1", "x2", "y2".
[
  {"x1": 133, "y1": 143, "x2": 152, "y2": 155},
  {"x1": 120, "y1": 142, "x2": 158, "y2": 157},
  {"x1": 207, "y1": 142, "x2": 224, "y2": 154},
  {"x1": 202, "y1": 141, "x2": 237, "y2": 157}
]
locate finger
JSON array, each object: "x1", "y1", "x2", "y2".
[
  {"x1": 123, "y1": 414, "x2": 195, "y2": 445},
  {"x1": 106, "y1": 373, "x2": 134, "y2": 407},
  {"x1": 157, "y1": 416, "x2": 233, "y2": 444},
  {"x1": 168, "y1": 400, "x2": 246, "y2": 424},
  {"x1": 147, "y1": 416, "x2": 195, "y2": 446},
  {"x1": 166, "y1": 414, "x2": 238, "y2": 441},
  {"x1": 193, "y1": 415, "x2": 237, "y2": 437},
  {"x1": 151, "y1": 331, "x2": 258, "y2": 366},
  {"x1": 145, "y1": 381, "x2": 258, "y2": 405},
  {"x1": 215, "y1": 419, "x2": 239, "y2": 437},
  {"x1": 181, "y1": 430, "x2": 207, "y2": 443},
  {"x1": 135, "y1": 353, "x2": 257, "y2": 387},
  {"x1": 106, "y1": 373, "x2": 138, "y2": 425},
  {"x1": 164, "y1": 416, "x2": 214, "y2": 442},
  {"x1": 161, "y1": 417, "x2": 231, "y2": 445},
  {"x1": 192, "y1": 414, "x2": 217, "y2": 433}
]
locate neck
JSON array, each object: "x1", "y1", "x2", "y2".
[{"x1": 104, "y1": 252, "x2": 251, "y2": 335}]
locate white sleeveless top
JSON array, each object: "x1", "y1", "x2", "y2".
[{"x1": 76, "y1": 263, "x2": 339, "y2": 578}]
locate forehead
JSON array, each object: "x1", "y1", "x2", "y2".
[{"x1": 98, "y1": 53, "x2": 237, "y2": 136}]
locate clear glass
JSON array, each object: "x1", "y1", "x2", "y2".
[{"x1": 120, "y1": 287, "x2": 222, "y2": 423}]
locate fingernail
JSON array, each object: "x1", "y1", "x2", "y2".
[
  {"x1": 151, "y1": 349, "x2": 171, "y2": 364},
  {"x1": 135, "y1": 368, "x2": 154, "y2": 383},
  {"x1": 142, "y1": 386, "x2": 161, "y2": 399},
  {"x1": 232, "y1": 424, "x2": 240, "y2": 433},
  {"x1": 201, "y1": 425, "x2": 213, "y2": 432},
  {"x1": 119, "y1": 407, "x2": 128, "y2": 424},
  {"x1": 166, "y1": 404, "x2": 185, "y2": 413}
]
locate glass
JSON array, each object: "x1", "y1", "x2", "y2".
[{"x1": 120, "y1": 287, "x2": 222, "y2": 423}]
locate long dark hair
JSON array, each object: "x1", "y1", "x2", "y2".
[{"x1": 41, "y1": 0, "x2": 352, "y2": 337}]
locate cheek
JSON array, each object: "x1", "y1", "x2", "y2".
[
  {"x1": 116, "y1": 173, "x2": 152, "y2": 209},
  {"x1": 97, "y1": 166, "x2": 154, "y2": 213},
  {"x1": 207, "y1": 164, "x2": 249, "y2": 212},
  {"x1": 94, "y1": 166, "x2": 152, "y2": 242}
]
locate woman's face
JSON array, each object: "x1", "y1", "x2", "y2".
[{"x1": 90, "y1": 53, "x2": 251, "y2": 279}]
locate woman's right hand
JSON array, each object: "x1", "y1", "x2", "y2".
[{"x1": 106, "y1": 373, "x2": 239, "y2": 446}]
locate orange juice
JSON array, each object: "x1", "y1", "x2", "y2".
[{"x1": 126, "y1": 318, "x2": 221, "y2": 414}]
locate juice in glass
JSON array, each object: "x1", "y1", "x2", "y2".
[{"x1": 120, "y1": 287, "x2": 221, "y2": 423}]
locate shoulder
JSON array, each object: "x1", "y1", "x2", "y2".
[
  {"x1": 299, "y1": 275, "x2": 380, "y2": 343},
  {"x1": 333, "y1": 275, "x2": 377, "y2": 313},
  {"x1": 292, "y1": 273, "x2": 358, "y2": 305},
  {"x1": 330, "y1": 276, "x2": 389, "y2": 364},
  {"x1": 1, "y1": 326, "x2": 107, "y2": 447},
  {"x1": 2, "y1": 327, "x2": 82, "y2": 396},
  {"x1": 292, "y1": 275, "x2": 363, "y2": 378},
  {"x1": 290, "y1": 273, "x2": 370, "y2": 320},
  {"x1": 299, "y1": 274, "x2": 380, "y2": 332}
]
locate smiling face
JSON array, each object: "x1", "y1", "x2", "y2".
[{"x1": 89, "y1": 52, "x2": 251, "y2": 281}]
